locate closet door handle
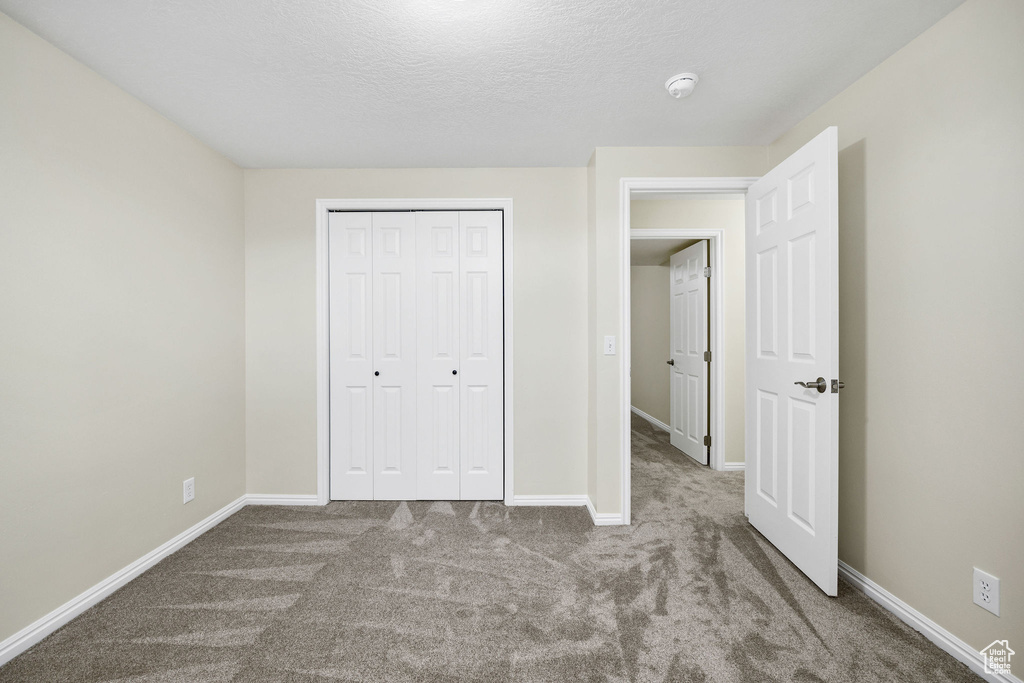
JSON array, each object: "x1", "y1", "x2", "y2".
[
  {"x1": 452, "y1": 370, "x2": 458, "y2": 375},
  {"x1": 374, "y1": 371, "x2": 379, "y2": 376}
]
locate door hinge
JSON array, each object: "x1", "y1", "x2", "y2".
[
  {"x1": 703, "y1": 435, "x2": 712, "y2": 447},
  {"x1": 703, "y1": 266, "x2": 711, "y2": 278},
  {"x1": 703, "y1": 351, "x2": 711, "y2": 362}
]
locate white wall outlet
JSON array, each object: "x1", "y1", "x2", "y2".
[
  {"x1": 604, "y1": 335, "x2": 616, "y2": 355},
  {"x1": 183, "y1": 477, "x2": 195, "y2": 505},
  {"x1": 973, "y1": 567, "x2": 1000, "y2": 616}
]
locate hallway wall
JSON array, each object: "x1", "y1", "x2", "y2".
[
  {"x1": 630, "y1": 199, "x2": 746, "y2": 466},
  {"x1": 629, "y1": 265, "x2": 670, "y2": 425}
]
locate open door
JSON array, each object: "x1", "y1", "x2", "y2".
[
  {"x1": 745, "y1": 127, "x2": 840, "y2": 595},
  {"x1": 669, "y1": 241, "x2": 709, "y2": 465}
]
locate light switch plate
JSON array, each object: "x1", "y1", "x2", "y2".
[{"x1": 604, "y1": 335, "x2": 616, "y2": 355}]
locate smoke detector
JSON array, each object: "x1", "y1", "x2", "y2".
[{"x1": 665, "y1": 73, "x2": 699, "y2": 99}]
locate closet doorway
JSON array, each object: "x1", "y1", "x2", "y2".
[{"x1": 314, "y1": 200, "x2": 514, "y2": 505}]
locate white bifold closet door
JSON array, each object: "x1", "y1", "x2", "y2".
[
  {"x1": 416, "y1": 212, "x2": 460, "y2": 500},
  {"x1": 329, "y1": 210, "x2": 503, "y2": 501},
  {"x1": 455, "y1": 211, "x2": 503, "y2": 500},
  {"x1": 328, "y1": 211, "x2": 375, "y2": 500},
  {"x1": 371, "y1": 212, "x2": 418, "y2": 500}
]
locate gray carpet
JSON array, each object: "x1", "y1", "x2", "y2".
[{"x1": 1, "y1": 415, "x2": 981, "y2": 682}]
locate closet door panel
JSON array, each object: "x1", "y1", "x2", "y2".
[
  {"x1": 372, "y1": 212, "x2": 417, "y2": 500},
  {"x1": 458, "y1": 211, "x2": 504, "y2": 500},
  {"x1": 328, "y1": 212, "x2": 374, "y2": 500},
  {"x1": 416, "y1": 212, "x2": 461, "y2": 499}
]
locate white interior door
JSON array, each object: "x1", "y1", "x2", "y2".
[
  {"x1": 459, "y1": 211, "x2": 504, "y2": 500},
  {"x1": 745, "y1": 126, "x2": 839, "y2": 595},
  {"x1": 669, "y1": 241, "x2": 709, "y2": 464},
  {"x1": 416, "y1": 212, "x2": 461, "y2": 499},
  {"x1": 372, "y1": 212, "x2": 417, "y2": 500},
  {"x1": 328, "y1": 212, "x2": 374, "y2": 500}
]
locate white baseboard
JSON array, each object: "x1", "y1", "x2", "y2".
[
  {"x1": 0, "y1": 495, "x2": 247, "y2": 668},
  {"x1": 511, "y1": 495, "x2": 588, "y2": 506},
  {"x1": 630, "y1": 406, "x2": 670, "y2": 433},
  {"x1": 586, "y1": 497, "x2": 627, "y2": 526},
  {"x1": 839, "y1": 561, "x2": 1021, "y2": 683},
  {"x1": 511, "y1": 494, "x2": 626, "y2": 526},
  {"x1": 722, "y1": 461, "x2": 745, "y2": 471},
  {"x1": 246, "y1": 493, "x2": 320, "y2": 506}
]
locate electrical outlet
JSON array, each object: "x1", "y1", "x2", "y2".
[
  {"x1": 604, "y1": 335, "x2": 616, "y2": 355},
  {"x1": 973, "y1": 567, "x2": 1000, "y2": 616},
  {"x1": 183, "y1": 477, "x2": 195, "y2": 505}
]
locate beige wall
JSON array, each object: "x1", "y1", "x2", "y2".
[
  {"x1": 631, "y1": 200, "x2": 746, "y2": 464},
  {"x1": 0, "y1": 12, "x2": 246, "y2": 645},
  {"x1": 629, "y1": 266, "x2": 670, "y2": 424},
  {"x1": 588, "y1": 149, "x2": 768, "y2": 513},
  {"x1": 769, "y1": 0, "x2": 1023, "y2": 654},
  {"x1": 244, "y1": 169, "x2": 589, "y2": 498}
]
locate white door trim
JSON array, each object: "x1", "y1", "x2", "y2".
[
  {"x1": 316, "y1": 198, "x2": 514, "y2": 506},
  {"x1": 620, "y1": 178, "x2": 758, "y2": 525}
]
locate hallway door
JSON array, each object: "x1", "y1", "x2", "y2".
[{"x1": 669, "y1": 241, "x2": 708, "y2": 465}]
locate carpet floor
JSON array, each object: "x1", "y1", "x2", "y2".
[{"x1": 1, "y1": 415, "x2": 981, "y2": 682}]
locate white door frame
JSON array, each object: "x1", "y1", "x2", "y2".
[
  {"x1": 620, "y1": 178, "x2": 757, "y2": 524},
  {"x1": 315, "y1": 198, "x2": 514, "y2": 506}
]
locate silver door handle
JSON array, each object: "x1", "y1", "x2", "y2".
[
  {"x1": 666, "y1": 359, "x2": 675, "y2": 366},
  {"x1": 795, "y1": 377, "x2": 827, "y2": 393}
]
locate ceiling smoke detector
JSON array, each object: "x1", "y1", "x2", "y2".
[{"x1": 665, "y1": 73, "x2": 699, "y2": 99}]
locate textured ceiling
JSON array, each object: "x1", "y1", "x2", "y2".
[{"x1": 1, "y1": 0, "x2": 963, "y2": 168}]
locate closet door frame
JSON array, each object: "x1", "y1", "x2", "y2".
[{"x1": 316, "y1": 198, "x2": 514, "y2": 506}]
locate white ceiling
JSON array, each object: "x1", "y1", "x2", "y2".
[
  {"x1": 631, "y1": 238, "x2": 701, "y2": 267},
  {"x1": 1, "y1": 0, "x2": 963, "y2": 168}
]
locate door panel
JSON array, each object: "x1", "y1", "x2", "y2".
[
  {"x1": 372, "y1": 212, "x2": 417, "y2": 500},
  {"x1": 755, "y1": 389, "x2": 778, "y2": 504},
  {"x1": 789, "y1": 232, "x2": 817, "y2": 362},
  {"x1": 745, "y1": 126, "x2": 839, "y2": 595},
  {"x1": 459, "y1": 211, "x2": 503, "y2": 500},
  {"x1": 465, "y1": 385, "x2": 488, "y2": 472},
  {"x1": 328, "y1": 212, "x2": 374, "y2": 500},
  {"x1": 416, "y1": 212, "x2": 460, "y2": 500},
  {"x1": 669, "y1": 241, "x2": 708, "y2": 464},
  {"x1": 756, "y1": 248, "x2": 778, "y2": 359}
]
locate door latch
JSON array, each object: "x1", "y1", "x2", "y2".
[{"x1": 831, "y1": 379, "x2": 845, "y2": 393}]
